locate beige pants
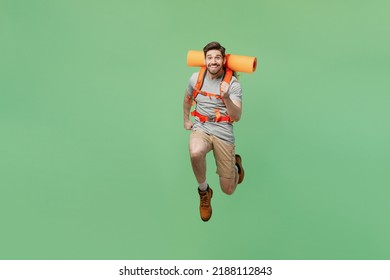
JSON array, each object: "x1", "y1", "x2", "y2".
[{"x1": 190, "y1": 130, "x2": 236, "y2": 179}]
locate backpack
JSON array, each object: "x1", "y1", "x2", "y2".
[{"x1": 190, "y1": 66, "x2": 234, "y2": 123}]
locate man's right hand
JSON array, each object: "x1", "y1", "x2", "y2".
[{"x1": 184, "y1": 120, "x2": 194, "y2": 130}]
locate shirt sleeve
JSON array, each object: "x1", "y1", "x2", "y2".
[
  {"x1": 186, "y1": 72, "x2": 198, "y2": 96},
  {"x1": 228, "y1": 77, "x2": 242, "y2": 102}
]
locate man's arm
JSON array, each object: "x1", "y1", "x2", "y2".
[
  {"x1": 183, "y1": 90, "x2": 194, "y2": 130},
  {"x1": 220, "y1": 81, "x2": 242, "y2": 122}
]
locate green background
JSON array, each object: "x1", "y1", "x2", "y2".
[{"x1": 1, "y1": 0, "x2": 389, "y2": 260}]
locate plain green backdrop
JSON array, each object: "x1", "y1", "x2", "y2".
[{"x1": 1, "y1": 0, "x2": 389, "y2": 259}]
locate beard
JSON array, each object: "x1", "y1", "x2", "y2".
[{"x1": 207, "y1": 64, "x2": 222, "y2": 75}]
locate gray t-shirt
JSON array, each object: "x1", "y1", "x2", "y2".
[{"x1": 186, "y1": 70, "x2": 242, "y2": 144}]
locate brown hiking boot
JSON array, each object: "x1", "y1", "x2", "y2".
[
  {"x1": 198, "y1": 186, "x2": 213, "y2": 222},
  {"x1": 235, "y1": 154, "x2": 245, "y2": 184}
]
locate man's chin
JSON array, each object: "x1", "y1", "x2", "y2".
[{"x1": 207, "y1": 67, "x2": 221, "y2": 75}]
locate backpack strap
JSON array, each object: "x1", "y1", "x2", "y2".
[
  {"x1": 222, "y1": 68, "x2": 234, "y2": 85},
  {"x1": 219, "y1": 68, "x2": 234, "y2": 104},
  {"x1": 193, "y1": 67, "x2": 234, "y2": 100},
  {"x1": 191, "y1": 110, "x2": 209, "y2": 122},
  {"x1": 192, "y1": 66, "x2": 207, "y2": 100},
  {"x1": 191, "y1": 67, "x2": 235, "y2": 124},
  {"x1": 191, "y1": 108, "x2": 233, "y2": 123},
  {"x1": 214, "y1": 108, "x2": 234, "y2": 123}
]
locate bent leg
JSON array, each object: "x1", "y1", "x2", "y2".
[
  {"x1": 219, "y1": 167, "x2": 239, "y2": 195},
  {"x1": 212, "y1": 136, "x2": 238, "y2": 195},
  {"x1": 189, "y1": 131, "x2": 212, "y2": 184}
]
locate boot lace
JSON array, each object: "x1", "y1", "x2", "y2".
[{"x1": 200, "y1": 192, "x2": 210, "y2": 207}]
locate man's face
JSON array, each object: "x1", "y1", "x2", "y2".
[{"x1": 205, "y1": 50, "x2": 226, "y2": 75}]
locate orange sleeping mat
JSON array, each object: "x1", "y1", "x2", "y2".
[{"x1": 187, "y1": 50, "x2": 257, "y2": 73}]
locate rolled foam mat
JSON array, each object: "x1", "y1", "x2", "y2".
[{"x1": 187, "y1": 50, "x2": 257, "y2": 73}]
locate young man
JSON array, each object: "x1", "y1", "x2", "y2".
[{"x1": 183, "y1": 41, "x2": 245, "y2": 222}]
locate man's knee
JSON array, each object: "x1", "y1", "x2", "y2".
[
  {"x1": 219, "y1": 178, "x2": 236, "y2": 195},
  {"x1": 190, "y1": 149, "x2": 206, "y2": 161},
  {"x1": 189, "y1": 136, "x2": 209, "y2": 161}
]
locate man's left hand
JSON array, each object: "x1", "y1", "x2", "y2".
[{"x1": 220, "y1": 81, "x2": 230, "y2": 100}]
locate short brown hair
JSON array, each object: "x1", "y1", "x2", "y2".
[{"x1": 203, "y1": 41, "x2": 226, "y2": 57}]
